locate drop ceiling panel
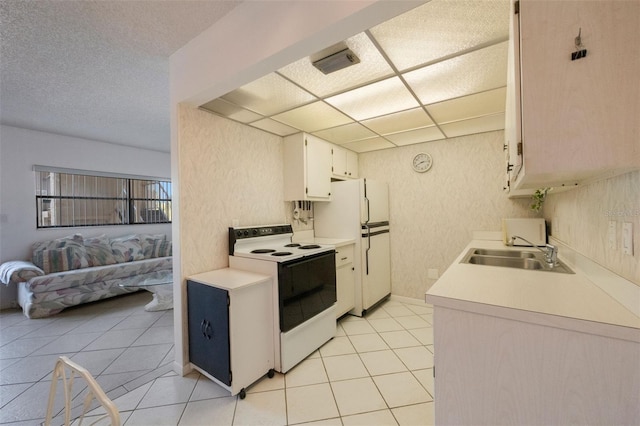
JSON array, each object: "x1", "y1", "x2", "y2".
[
  {"x1": 427, "y1": 87, "x2": 507, "y2": 124},
  {"x1": 325, "y1": 76, "x2": 420, "y2": 121},
  {"x1": 440, "y1": 112, "x2": 505, "y2": 138},
  {"x1": 384, "y1": 126, "x2": 445, "y2": 146},
  {"x1": 342, "y1": 136, "x2": 395, "y2": 153},
  {"x1": 312, "y1": 122, "x2": 376, "y2": 144},
  {"x1": 403, "y1": 42, "x2": 508, "y2": 105},
  {"x1": 221, "y1": 73, "x2": 317, "y2": 116},
  {"x1": 369, "y1": 0, "x2": 510, "y2": 71},
  {"x1": 278, "y1": 33, "x2": 395, "y2": 98},
  {"x1": 361, "y1": 107, "x2": 434, "y2": 135},
  {"x1": 272, "y1": 101, "x2": 353, "y2": 133},
  {"x1": 249, "y1": 118, "x2": 299, "y2": 136},
  {"x1": 199, "y1": 98, "x2": 263, "y2": 123},
  {"x1": 198, "y1": 1, "x2": 511, "y2": 153}
]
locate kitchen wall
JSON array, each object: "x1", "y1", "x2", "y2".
[
  {"x1": 544, "y1": 171, "x2": 640, "y2": 285},
  {"x1": 176, "y1": 104, "x2": 286, "y2": 278},
  {"x1": 0, "y1": 125, "x2": 172, "y2": 309},
  {"x1": 359, "y1": 130, "x2": 535, "y2": 299}
]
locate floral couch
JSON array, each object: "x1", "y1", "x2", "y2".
[{"x1": 0, "y1": 233, "x2": 172, "y2": 318}]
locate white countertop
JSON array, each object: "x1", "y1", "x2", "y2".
[
  {"x1": 308, "y1": 237, "x2": 355, "y2": 247},
  {"x1": 188, "y1": 268, "x2": 271, "y2": 291},
  {"x1": 292, "y1": 231, "x2": 355, "y2": 248},
  {"x1": 426, "y1": 239, "x2": 640, "y2": 342}
]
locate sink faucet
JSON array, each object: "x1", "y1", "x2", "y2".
[{"x1": 509, "y1": 235, "x2": 558, "y2": 266}]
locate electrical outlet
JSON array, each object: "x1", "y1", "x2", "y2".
[
  {"x1": 622, "y1": 222, "x2": 633, "y2": 255},
  {"x1": 608, "y1": 221, "x2": 617, "y2": 250}
]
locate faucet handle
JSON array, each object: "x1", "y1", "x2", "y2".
[{"x1": 545, "y1": 244, "x2": 558, "y2": 265}]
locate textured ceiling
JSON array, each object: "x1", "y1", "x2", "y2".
[
  {"x1": 0, "y1": 0, "x2": 241, "y2": 152},
  {"x1": 201, "y1": 0, "x2": 510, "y2": 153},
  {"x1": 1, "y1": 0, "x2": 509, "y2": 155}
]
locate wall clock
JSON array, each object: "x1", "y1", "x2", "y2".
[{"x1": 412, "y1": 152, "x2": 433, "y2": 173}]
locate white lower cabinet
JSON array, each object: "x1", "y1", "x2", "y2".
[
  {"x1": 432, "y1": 306, "x2": 639, "y2": 424},
  {"x1": 187, "y1": 268, "x2": 275, "y2": 398},
  {"x1": 335, "y1": 243, "x2": 355, "y2": 318}
]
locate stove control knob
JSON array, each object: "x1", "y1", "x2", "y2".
[
  {"x1": 252, "y1": 229, "x2": 258, "y2": 236},
  {"x1": 243, "y1": 230, "x2": 249, "y2": 237},
  {"x1": 236, "y1": 230, "x2": 242, "y2": 237}
]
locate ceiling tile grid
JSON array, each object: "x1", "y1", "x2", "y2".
[{"x1": 199, "y1": 0, "x2": 511, "y2": 153}]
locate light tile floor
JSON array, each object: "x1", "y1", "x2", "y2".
[{"x1": 0, "y1": 292, "x2": 435, "y2": 425}]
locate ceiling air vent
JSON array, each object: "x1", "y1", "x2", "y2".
[{"x1": 312, "y1": 48, "x2": 360, "y2": 75}]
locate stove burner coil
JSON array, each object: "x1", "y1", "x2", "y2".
[
  {"x1": 285, "y1": 243, "x2": 301, "y2": 247},
  {"x1": 299, "y1": 244, "x2": 321, "y2": 249},
  {"x1": 251, "y1": 249, "x2": 276, "y2": 254},
  {"x1": 271, "y1": 252, "x2": 293, "y2": 256}
]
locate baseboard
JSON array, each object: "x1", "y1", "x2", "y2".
[
  {"x1": 390, "y1": 294, "x2": 431, "y2": 307},
  {"x1": 175, "y1": 360, "x2": 192, "y2": 376}
]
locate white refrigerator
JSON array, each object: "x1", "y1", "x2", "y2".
[{"x1": 314, "y1": 179, "x2": 390, "y2": 316}]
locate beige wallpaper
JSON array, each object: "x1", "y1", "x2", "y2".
[
  {"x1": 543, "y1": 171, "x2": 640, "y2": 285},
  {"x1": 177, "y1": 106, "x2": 635, "y2": 301},
  {"x1": 177, "y1": 104, "x2": 286, "y2": 278},
  {"x1": 359, "y1": 130, "x2": 535, "y2": 299}
]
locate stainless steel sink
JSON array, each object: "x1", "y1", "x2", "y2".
[
  {"x1": 472, "y1": 249, "x2": 536, "y2": 258},
  {"x1": 467, "y1": 255, "x2": 544, "y2": 270},
  {"x1": 461, "y1": 248, "x2": 574, "y2": 274}
]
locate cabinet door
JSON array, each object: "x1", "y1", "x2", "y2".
[
  {"x1": 305, "y1": 135, "x2": 332, "y2": 198},
  {"x1": 346, "y1": 150, "x2": 358, "y2": 178},
  {"x1": 336, "y1": 264, "x2": 355, "y2": 318},
  {"x1": 332, "y1": 145, "x2": 348, "y2": 178},
  {"x1": 515, "y1": 0, "x2": 640, "y2": 189},
  {"x1": 504, "y1": 0, "x2": 523, "y2": 189},
  {"x1": 187, "y1": 280, "x2": 231, "y2": 385},
  {"x1": 335, "y1": 244, "x2": 355, "y2": 318}
]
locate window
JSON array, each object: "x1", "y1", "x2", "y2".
[{"x1": 34, "y1": 167, "x2": 172, "y2": 228}]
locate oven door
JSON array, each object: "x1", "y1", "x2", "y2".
[{"x1": 277, "y1": 251, "x2": 336, "y2": 332}]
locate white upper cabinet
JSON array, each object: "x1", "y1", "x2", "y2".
[
  {"x1": 284, "y1": 133, "x2": 332, "y2": 201},
  {"x1": 506, "y1": 0, "x2": 640, "y2": 191},
  {"x1": 332, "y1": 145, "x2": 359, "y2": 180}
]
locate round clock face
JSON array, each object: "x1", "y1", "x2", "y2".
[{"x1": 412, "y1": 153, "x2": 433, "y2": 173}]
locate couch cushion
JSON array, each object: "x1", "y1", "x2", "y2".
[
  {"x1": 110, "y1": 235, "x2": 145, "y2": 263},
  {"x1": 25, "y1": 256, "x2": 173, "y2": 293},
  {"x1": 31, "y1": 246, "x2": 89, "y2": 274},
  {"x1": 84, "y1": 234, "x2": 117, "y2": 266},
  {"x1": 151, "y1": 239, "x2": 172, "y2": 258},
  {"x1": 31, "y1": 234, "x2": 90, "y2": 270},
  {"x1": 138, "y1": 234, "x2": 166, "y2": 258},
  {"x1": 32, "y1": 233, "x2": 84, "y2": 252}
]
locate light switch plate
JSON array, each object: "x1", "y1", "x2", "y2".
[
  {"x1": 608, "y1": 221, "x2": 616, "y2": 249},
  {"x1": 622, "y1": 222, "x2": 633, "y2": 255}
]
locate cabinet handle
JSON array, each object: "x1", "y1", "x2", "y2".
[
  {"x1": 205, "y1": 321, "x2": 212, "y2": 340},
  {"x1": 201, "y1": 319, "x2": 212, "y2": 339},
  {"x1": 341, "y1": 257, "x2": 348, "y2": 261}
]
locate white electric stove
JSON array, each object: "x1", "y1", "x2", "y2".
[{"x1": 228, "y1": 224, "x2": 337, "y2": 373}]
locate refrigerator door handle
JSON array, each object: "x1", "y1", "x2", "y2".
[
  {"x1": 364, "y1": 196, "x2": 370, "y2": 224},
  {"x1": 365, "y1": 226, "x2": 371, "y2": 275}
]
